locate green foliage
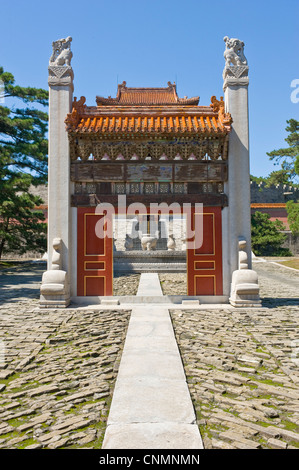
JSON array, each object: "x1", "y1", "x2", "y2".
[
  {"x1": 1, "y1": 67, "x2": 48, "y2": 106},
  {"x1": 0, "y1": 66, "x2": 48, "y2": 258},
  {"x1": 250, "y1": 170, "x2": 298, "y2": 188},
  {"x1": 0, "y1": 170, "x2": 47, "y2": 258},
  {"x1": 286, "y1": 201, "x2": 299, "y2": 236},
  {"x1": 267, "y1": 119, "x2": 299, "y2": 182},
  {"x1": 265, "y1": 169, "x2": 292, "y2": 186},
  {"x1": 251, "y1": 211, "x2": 291, "y2": 256},
  {"x1": 0, "y1": 66, "x2": 48, "y2": 183},
  {"x1": 250, "y1": 175, "x2": 267, "y2": 184}
]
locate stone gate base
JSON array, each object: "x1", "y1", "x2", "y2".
[{"x1": 113, "y1": 250, "x2": 186, "y2": 273}]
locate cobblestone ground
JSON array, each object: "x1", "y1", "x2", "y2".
[
  {"x1": 159, "y1": 272, "x2": 187, "y2": 295},
  {"x1": 170, "y1": 260, "x2": 299, "y2": 449},
  {"x1": 0, "y1": 262, "x2": 131, "y2": 449},
  {"x1": 1, "y1": 260, "x2": 299, "y2": 449},
  {"x1": 113, "y1": 273, "x2": 140, "y2": 296}
]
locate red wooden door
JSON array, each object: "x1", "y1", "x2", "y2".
[
  {"x1": 187, "y1": 206, "x2": 223, "y2": 296},
  {"x1": 77, "y1": 207, "x2": 113, "y2": 296}
]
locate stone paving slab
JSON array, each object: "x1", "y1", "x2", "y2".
[
  {"x1": 118, "y1": 351, "x2": 186, "y2": 381},
  {"x1": 136, "y1": 272, "x2": 163, "y2": 296},
  {"x1": 106, "y1": 376, "x2": 197, "y2": 425},
  {"x1": 102, "y1": 423, "x2": 202, "y2": 450}
]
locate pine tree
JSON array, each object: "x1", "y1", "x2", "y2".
[
  {"x1": 0, "y1": 67, "x2": 48, "y2": 259},
  {"x1": 267, "y1": 119, "x2": 299, "y2": 182},
  {"x1": 251, "y1": 211, "x2": 291, "y2": 256},
  {"x1": 286, "y1": 201, "x2": 299, "y2": 236}
]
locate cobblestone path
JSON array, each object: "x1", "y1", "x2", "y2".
[
  {"x1": 171, "y1": 260, "x2": 299, "y2": 449},
  {"x1": 0, "y1": 302, "x2": 130, "y2": 449},
  {"x1": 0, "y1": 259, "x2": 298, "y2": 449}
]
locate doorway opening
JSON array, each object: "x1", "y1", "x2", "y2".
[{"x1": 112, "y1": 213, "x2": 187, "y2": 296}]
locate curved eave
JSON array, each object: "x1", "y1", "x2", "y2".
[{"x1": 66, "y1": 114, "x2": 231, "y2": 138}]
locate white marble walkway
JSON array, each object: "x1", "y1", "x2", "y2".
[{"x1": 102, "y1": 273, "x2": 203, "y2": 449}]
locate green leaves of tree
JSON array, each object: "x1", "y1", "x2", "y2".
[
  {"x1": 286, "y1": 201, "x2": 299, "y2": 236},
  {"x1": 0, "y1": 66, "x2": 48, "y2": 258},
  {"x1": 251, "y1": 211, "x2": 291, "y2": 256},
  {"x1": 0, "y1": 66, "x2": 48, "y2": 105},
  {"x1": 0, "y1": 66, "x2": 49, "y2": 184},
  {"x1": 267, "y1": 119, "x2": 299, "y2": 182}
]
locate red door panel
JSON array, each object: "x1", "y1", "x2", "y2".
[
  {"x1": 77, "y1": 207, "x2": 113, "y2": 296},
  {"x1": 187, "y1": 207, "x2": 223, "y2": 296}
]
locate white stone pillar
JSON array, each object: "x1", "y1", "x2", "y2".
[
  {"x1": 222, "y1": 37, "x2": 260, "y2": 307},
  {"x1": 223, "y1": 37, "x2": 252, "y2": 272},
  {"x1": 47, "y1": 38, "x2": 74, "y2": 275}
]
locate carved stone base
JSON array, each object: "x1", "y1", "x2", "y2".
[
  {"x1": 39, "y1": 296, "x2": 70, "y2": 308},
  {"x1": 229, "y1": 295, "x2": 261, "y2": 308},
  {"x1": 229, "y1": 269, "x2": 261, "y2": 308},
  {"x1": 40, "y1": 269, "x2": 70, "y2": 308}
]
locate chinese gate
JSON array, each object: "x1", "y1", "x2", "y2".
[{"x1": 67, "y1": 82, "x2": 231, "y2": 298}]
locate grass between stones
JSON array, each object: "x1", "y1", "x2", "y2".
[
  {"x1": 170, "y1": 307, "x2": 299, "y2": 450},
  {"x1": 0, "y1": 315, "x2": 129, "y2": 449},
  {"x1": 0, "y1": 383, "x2": 113, "y2": 448},
  {"x1": 17, "y1": 438, "x2": 37, "y2": 449},
  {"x1": 0, "y1": 372, "x2": 21, "y2": 388},
  {"x1": 281, "y1": 419, "x2": 299, "y2": 432}
]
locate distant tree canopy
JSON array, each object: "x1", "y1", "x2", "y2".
[
  {"x1": 267, "y1": 119, "x2": 299, "y2": 183},
  {"x1": 250, "y1": 170, "x2": 295, "y2": 187},
  {"x1": 251, "y1": 211, "x2": 291, "y2": 256},
  {"x1": 0, "y1": 66, "x2": 48, "y2": 259},
  {"x1": 250, "y1": 175, "x2": 267, "y2": 184},
  {"x1": 286, "y1": 201, "x2": 299, "y2": 236}
]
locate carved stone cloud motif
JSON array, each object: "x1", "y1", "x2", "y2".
[
  {"x1": 223, "y1": 36, "x2": 249, "y2": 90},
  {"x1": 48, "y1": 36, "x2": 74, "y2": 88}
]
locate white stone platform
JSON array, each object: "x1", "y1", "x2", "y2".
[{"x1": 102, "y1": 273, "x2": 203, "y2": 449}]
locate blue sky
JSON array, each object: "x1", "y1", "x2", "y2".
[{"x1": 1, "y1": 0, "x2": 298, "y2": 177}]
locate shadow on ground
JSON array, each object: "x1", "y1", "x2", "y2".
[
  {"x1": 0, "y1": 261, "x2": 46, "y2": 303},
  {"x1": 261, "y1": 297, "x2": 299, "y2": 308}
]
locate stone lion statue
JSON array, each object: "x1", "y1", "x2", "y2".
[
  {"x1": 49, "y1": 36, "x2": 73, "y2": 66},
  {"x1": 223, "y1": 36, "x2": 247, "y2": 66}
]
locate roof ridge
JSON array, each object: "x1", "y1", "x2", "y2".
[{"x1": 96, "y1": 81, "x2": 199, "y2": 106}]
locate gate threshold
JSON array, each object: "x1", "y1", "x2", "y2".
[{"x1": 72, "y1": 294, "x2": 229, "y2": 305}]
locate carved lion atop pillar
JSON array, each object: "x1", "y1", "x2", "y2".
[
  {"x1": 49, "y1": 36, "x2": 73, "y2": 66},
  {"x1": 223, "y1": 36, "x2": 247, "y2": 66}
]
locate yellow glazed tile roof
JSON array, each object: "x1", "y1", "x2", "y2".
[
  {"x1": 96, "y1": 81, "x2": 199, "y2": 106},
  {"x1": 65, "y1": 87, "x2": 232, "y2": 137},
  {"x1": 71, "y1": 113, "x2": 229, "y2": 136}
]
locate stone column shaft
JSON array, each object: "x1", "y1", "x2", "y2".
[
  {"x1": 47, "y1": 83, "x2": 73, "y2": 271},
  {"x1": 223, "y1": 62, "x2": 252, "y2": 272}
]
